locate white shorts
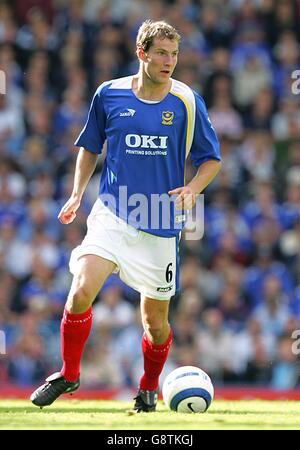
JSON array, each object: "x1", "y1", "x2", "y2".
[{"x1": 69, "y1": 199, "x2": 179, "y2": 300}]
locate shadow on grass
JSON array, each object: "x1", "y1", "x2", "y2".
[
  {"x1": 209, "y1": 410, "x2": 293, "y2": 415},
  {"x1": 0, "y1": 406, "x2": 124, "y2": 414},
  {"x1": 0, "y1": 406, "x2": 168, "y2": 415},
  {"x1": 1, "y1": 405, "x2": 294, "y2": 416}
]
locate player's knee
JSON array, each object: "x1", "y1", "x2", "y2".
[{"x1": 66, "y1": 285, "x2": 93, "y2": 313}]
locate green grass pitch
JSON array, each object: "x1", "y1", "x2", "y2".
[{"x1": 0, "y1": 399, "x2": 300, "y2": 430}]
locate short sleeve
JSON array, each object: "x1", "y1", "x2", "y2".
[
  {"x1": 189, "y1": 92, "x2": 221, "y2": 167},
  {"x1": 74, "y1": 85, "x2": 107, "y2": 154}
]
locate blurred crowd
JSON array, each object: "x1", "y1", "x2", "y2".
[{"x1": 0, "y1": 0, "x2": 300, "y2": 391}]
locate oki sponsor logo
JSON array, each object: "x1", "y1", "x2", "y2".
[{"x1": 125, "y1": 134, "x2": 168, "y2": 149}]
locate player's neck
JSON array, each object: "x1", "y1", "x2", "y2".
[{"x1": 132, "y1": 73, "x2": 172, "y2": 102}]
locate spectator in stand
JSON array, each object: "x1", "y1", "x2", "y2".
[
  {"x1": 209, "y1": 94, "x2": 244, "y2": 140},
  {"x1": 93, "y1": 275, "x2": 135, "y2": 338},
  {"x1": 7, "y1": 311, "x2": 48, "y2": 386},
  {"x1": 272, "y1": 31, "x2": 300, "y2": 99},
  {"x1": 197, "y1": 307, "x2": 236, "y2": 383},
  {"x1": 0, "y1": 3, "x2": 17, "y2": 44},
  {"x1": 218, "y1": 282, "x2": 248, "y2": 332},
  {"x1": 233, "y1": 55, "x2": 271, "y2": 111},
  {"x1": 243, "y1": 247, "x2": 294, "y2": 311},
  {"x1": 270, "y1": 334, "x2": 300, "y2": 390},
  {"x1": 243, "y1": 87, "x2": 274, "y2": 130},
  {"x1": 271, "y1": 96, "x2": 300, "y2": 141},
  {"x1": 0, "y1": 94, "x2": 24, "y2": 155},
  {"x1": 251, "y1": 275, "x2": 293, "y2": 344}
]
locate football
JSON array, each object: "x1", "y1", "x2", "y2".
[{"x1": 162, "y1": 365, "x2": 214, "y2": 413}]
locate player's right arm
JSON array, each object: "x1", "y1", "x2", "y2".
[
  {"x1": 59, "y1": 83, "x2": 108, "y2": 224},
  {"x1": 58, "y1": 147, "x2": 98, "y2": 224}
]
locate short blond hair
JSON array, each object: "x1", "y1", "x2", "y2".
[{"x1": 136, "y1": 20, "x2": 181, "y2": 53}]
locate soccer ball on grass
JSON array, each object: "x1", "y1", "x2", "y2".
[{"x1": 162, "y1": 365, "x2": 214, "y2": 413}]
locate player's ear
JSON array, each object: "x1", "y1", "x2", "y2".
[{"x1": 137, "y1": 46, "x2": 146, "y2": 62}]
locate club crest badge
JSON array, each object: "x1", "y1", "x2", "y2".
[{"x1": 162, "y1": 111, "x2": 174, "y2": 125}]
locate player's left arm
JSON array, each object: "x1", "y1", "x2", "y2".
[
  {"x1": 169, "y1": 91, "x2": 221, "y2": 210},
  {"x1": 168, "y1": 159, "x2": 221, "y2": 210}
]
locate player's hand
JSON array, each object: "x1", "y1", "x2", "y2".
[
  {"x1": 168, "y1": 186, "x2": 197, "y2": 210},
  {"x1": 58, "y1": 196, "x2": 81, "y2": 224}
]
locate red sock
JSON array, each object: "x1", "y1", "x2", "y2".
[
  {"x1": 139, "y1": 328, "x2": 172, "y2": 391},
  {"x1": 60, "y1": 306, "x2": 92, "y2": 382}
]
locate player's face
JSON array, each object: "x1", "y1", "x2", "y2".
[{"x1": 143, "y1": 37, "x2": 179, "y2": 84}]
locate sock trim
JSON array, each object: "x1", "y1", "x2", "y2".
[
  {"x1": 143, "y1": 329, "x2": 172, "y2": 353},
  {"x1": 63, "y1": 306, "x2": 92, "y2": 324}
]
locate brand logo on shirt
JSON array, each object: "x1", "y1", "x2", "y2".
[
  {"x1": 125, "y1": 134, "x2": 168, "y2": 149},
  {"x1": 162, "y1": 111, "x2": 174, "y2": 125},
  {"x1": 120, "y1": 108, "x2": 136, "y2": 117}
]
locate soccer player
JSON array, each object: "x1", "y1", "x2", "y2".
[{"x1": 30, "y1": 20, "x2": 221, "y2": 412}]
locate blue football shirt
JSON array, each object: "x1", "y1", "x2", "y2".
[{"x1": 75, "y1": 75, "x2": 220, "y2": 237}]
